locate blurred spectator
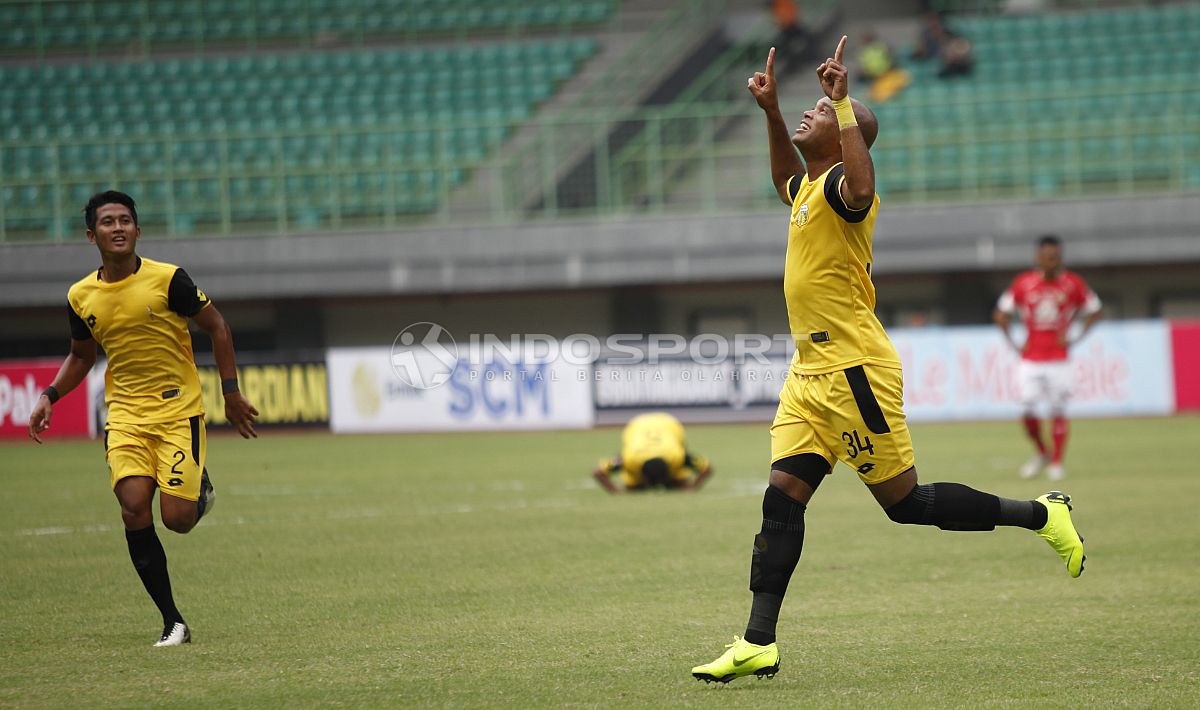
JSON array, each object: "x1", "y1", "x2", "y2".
[
  {"x1": 912, "y1": 11, "x2": 946, "y2": 60},
  {"x1": 857, "y1": 30, "x2": 911, "y2": 102},
  {"x1": 858, "y1": 31, "x2": 894, "y2": 82},
  {"x1": 939, "y1": 34, "x2": 974, "y2": 78},
  {"x1": 769, "y1": 0, "x2": 809, "y2": 67},
  {"x1": 913, "y1": 11, "x2": 974, "y2": 78}
]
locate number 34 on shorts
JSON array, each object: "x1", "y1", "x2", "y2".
[
  {"x1": 771, "y1": 364, "x2": 915, "y2": 485},
  {"x1": 104, "y1": 415, "x2": 207, "y2": 501}
]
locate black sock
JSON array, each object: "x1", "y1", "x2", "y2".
[
  {"x1": 886, "y1": 482, "x2": 1047, "y2": 531},
  {"x1": 125, "y1": 525, "x2": 183, "y2": 626},
  {"x1": 745, "y1": 593, "x2": 784, "y2": 646},
  {"x1": 1000, "y1": 496, "x2": 1047, "y2": 530},
  {"x1": 745, "y1": 485, "x2": 805, "y2": 645}
]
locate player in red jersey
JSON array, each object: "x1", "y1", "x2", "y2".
[{"x1": 994, "y1": 235, "x2": 1102, "y2": 481}]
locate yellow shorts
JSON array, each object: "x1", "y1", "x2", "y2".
[
  {"x1": 770, "y1": 364, "x2": 915, "y2": 485},
  {"x1": 105, "y1": 415, "x2": 207, "y2": 501}
]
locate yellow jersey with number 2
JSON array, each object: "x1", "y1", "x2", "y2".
[{"x1": 67, "y1": 256, "x2": 211, "y2": 425}]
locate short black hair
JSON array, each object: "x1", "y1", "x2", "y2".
[
  {"x1": 84, "y1": 191, "x2": 138, "y2": 232},
  {"x1": 851, "y1": 99, "x2": 879, "y2": 149},
  {"x1": 1037, "y1": 234, "x2": 1062, "y2": 249},
  {"x1": 641, "y1": 458, "x2": 669, "y2": 488}
]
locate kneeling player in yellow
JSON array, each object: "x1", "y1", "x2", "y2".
[
  {"x1": 592, "y1": 412, "x2": 713, "y2": 493},
  {"x1": 28, "y1": 191, "x2": 259, "y2": 647},
  {"x1": 691, "y1": 40, "x2": 1084, "y2": 684}
]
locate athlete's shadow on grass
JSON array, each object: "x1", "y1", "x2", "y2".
[{"x1": 688, "y1": 681, "x2": 779, "y2": 692}]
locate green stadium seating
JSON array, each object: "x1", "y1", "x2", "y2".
[
  {"x1": 869, "y1": 5, "x2": 1200, "y2": 200},
  {"x1": 0, "y1": 0, "x2": 616, "y2": 55},
  {"x1": 0, "y1": 37, "x2": 598, "y2": 239}
]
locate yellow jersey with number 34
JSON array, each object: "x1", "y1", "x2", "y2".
[
  {"x1": 66, "y1": 256, "x2": 211, "y2": 425},
  {"x1": 783, "y1": 163, "x2": 900, "y2": 376}
]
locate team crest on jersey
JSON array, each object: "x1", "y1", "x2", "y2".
[{"x1": 793, "y1": 203, "x2": 809, "y2": 228}]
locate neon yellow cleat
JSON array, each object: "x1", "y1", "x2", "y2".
[
  {"x1": 691, "y1": 636, "x2": 779, "y2": 684},
  {"x1": 1036, "y1": 491, "x2": 1085, "y2": 578}
]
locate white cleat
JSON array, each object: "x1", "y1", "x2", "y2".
[
  {"x1": 1020, "y1": 455, "x2": 1048, "y2": 480},
  {"x1": 154, "y1": 622, "x2": 191, "y2": 647},
  {"x1": 1046, "y1": 463, "x2": 1065, "y2": 481}
]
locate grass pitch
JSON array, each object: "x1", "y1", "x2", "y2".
[{"x1": 2, "y1": 416, "x2": 1199, "y2": 708}]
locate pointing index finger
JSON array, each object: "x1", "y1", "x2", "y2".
[
  {"x1": 834, "y1": 35, "x2": 846, "y2": 64},
  {"x1": 766, "y1": 46, "x2": 775, "y2": 76}
]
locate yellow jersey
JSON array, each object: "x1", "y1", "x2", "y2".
[
  {"x1": 783, "y1": 163, "x2": 901, "y2": 376},
  {"x1": 620, "y1": 412, "x2": 687, "y2": 471},
  {"x1": 67, "y1": 256, "x2": 211, "y2": 424},
  {"x1": 599, "y1": 412, "x2": 709, "y2": 488}
]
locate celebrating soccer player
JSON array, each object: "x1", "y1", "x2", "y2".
[
  {"x1": 690, "y1": 39, "x2": 1086, "y2": 684},
  {"x1": 27, "y1": 191, "x2": 259, "y2": 647},
  {"x1": 592, "y1": 412, "x2": 713, "y2": 493},
  {"x1": 994, "y1": 235, "x2": 1102, "y2": 481}
]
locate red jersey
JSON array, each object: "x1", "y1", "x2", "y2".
[{"x1": 997, "y1": 269, "x2": 1101, "y2": 362}]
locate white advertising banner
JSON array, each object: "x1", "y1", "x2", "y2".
[
  {"x1": 590, "y1": 320, "x2": 1173, "y2": 421},
  {"x1": 593, "y1": 359, "x2": 789, "y2": 410},
  {"x1": 891, "y1": 320, "x2": 1174, "y2": 420},
  {"x1": 328, "y1": 345, "x2": 594, "y2": 433}
]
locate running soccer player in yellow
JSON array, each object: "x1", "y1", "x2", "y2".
[
  {"x1": 592, "y1": 412, "x2": 713, "y2": 493},
  {"x1": 690, "y1": 40, "x2": 1085, "y2": 684},
  {"x1": 27, "y1": 191, "x2": 259, "y2": 648}
]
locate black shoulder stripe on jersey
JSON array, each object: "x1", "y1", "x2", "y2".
[
  {"x1": 68, "y1": 305, "x2": 93, "y2": 340},
  {"x1": 787, "y1": 174, "x2": 803, "y2": 203},
  {"x1": 823, "y1": 164, "x2": 871, "y2": 224},
  {"x1": 167, "y1": 267, "x2": 210, "y2": 317}
]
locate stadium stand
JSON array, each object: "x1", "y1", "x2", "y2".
[
  {"x1": 496, "y1": 2, "x2": 1199, "y2": 217},
  {"x1": 1, "y1": 0, "x2": 1199, "y2": 340},
  {"x1": 2, "y1": 1, "x2": 1197, "y2": 243},
  {"x1": 869, "y1": 5, "x2": 1200, "y2": 199},
  {"x1": 0, "y1": 38, "x2": 597, "y2": 238},
  {"x1": 0, "y1": 0, "x2": 615, "y2": 55}
]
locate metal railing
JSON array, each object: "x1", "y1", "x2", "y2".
[
  {"x1": 928, "y1": 0, "x2": 1159, "y2": 13},
  {"x1": 496, "y1": 0, "x2": 729, "y2": 218},
  {"x1": 3, "y1": 80, "x2": 1198, "y2": 242},
  {"x1": 0, "y1": 0, "x2": 623, "y2": 61}
]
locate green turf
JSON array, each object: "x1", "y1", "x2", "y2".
[{"x1": 2, "y1": 417, "x2": 1199, "y2": 708}]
